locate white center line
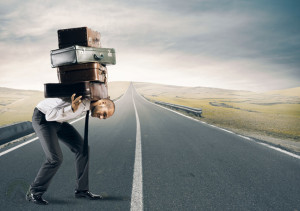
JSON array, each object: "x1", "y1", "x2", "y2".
[{"x1": 130, "y1": 90, "x2": 144, "y2": 211}]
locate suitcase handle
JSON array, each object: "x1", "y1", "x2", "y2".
[{"x1": 94, "y1": 54, "x2": 104, "y2": 60}]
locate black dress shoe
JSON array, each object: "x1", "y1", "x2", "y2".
[
  {"x1": 26, "y1": 191, "x2": 48, "y2": 205},
  {"x1": 75, "y1": 190, "x2": 103, "y2": 200}
]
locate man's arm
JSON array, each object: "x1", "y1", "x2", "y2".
[{"x1": 45, "y1": 94, "x2": 84, "y2": 122}]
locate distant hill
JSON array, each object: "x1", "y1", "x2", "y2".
[
  {"x1": 267, "y1": 87, "x2": 300, "y2": 97},
  {"x1": 133, "y1": 82, "x2": 300, "y2": 104}
]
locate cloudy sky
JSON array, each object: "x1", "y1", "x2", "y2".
[{"x1": 0, "y1": 0, "x2": 299, "y2": 91}]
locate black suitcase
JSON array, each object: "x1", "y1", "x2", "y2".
[
  {"x1": 44, "y1": 81, "x2": 108, "y2": 100},
  {"x1": 58, "y1": 27, "x2": 101, "y2": 49}
]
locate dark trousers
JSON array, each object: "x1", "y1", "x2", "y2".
[{"x1": 30, "y1": 108, "x2": 89, "y2": 196}]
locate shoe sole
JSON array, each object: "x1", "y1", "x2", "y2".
[
  {"x1": 75, "y1": 195, "x2": 103, "y2": 200},
  {"x1": 26, "y1": 193, "x2": 48, "y2": 205}
]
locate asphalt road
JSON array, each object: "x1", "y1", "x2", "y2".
[{"x1": 0, "y1": 84, "x2": 299, "y2": 211}]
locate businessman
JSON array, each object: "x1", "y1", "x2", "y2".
[{"x1": 26, "y1": 94, "x2": 115, "y2": 205}]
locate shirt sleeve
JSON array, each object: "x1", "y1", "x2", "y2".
[
  {"x1": 45, "y1": 100, "x2": 88, "y2": 122},
  {"x1": 45, "y1": 105, "x2": 73, "y2": 121}
]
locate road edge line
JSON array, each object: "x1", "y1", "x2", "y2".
[
  {"x1": 0, "y1": 137, "x2": 39, "y2": 157},
  {"x1": 0, "y1": 95, "x2": 125, "y2": 158},
  {"x1": 134, "y1": 89, "x2": 300, "y2": 160}
]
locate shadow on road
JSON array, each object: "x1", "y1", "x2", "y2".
[
  {"x1": 45, "y1": 196, "x2": 70, "y2": 204},
  {"x1": 101, "y1": 195, "x2": 131, "y2": 201}
]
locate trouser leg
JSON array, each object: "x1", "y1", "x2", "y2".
[
  {"x1": 57, "y1": 122, "x2": 89, "y2": 191},
  {"x1": 30, "y1": 109, "x2": 63, "y2": 196}
]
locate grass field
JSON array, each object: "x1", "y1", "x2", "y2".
[
  {"x1": 0, "y1": 81, "x2": 130, "y2": 127},
  {"x1": 134, "y1": 82, "x2": 300, "y2": 152}
]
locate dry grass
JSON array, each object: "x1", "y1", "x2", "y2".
[
  {"x1": 134, "y1": 82, "x2": 300, "y2": 152},
  {"x1": 0, "y1": 81, "x2": 130, "y2": 127},
  {"x1": 0, "y1": 88, "x2": 44, "y2": 126},
  {"x1": 108, "y1": 81, "x2": 130, "y2": 100}
]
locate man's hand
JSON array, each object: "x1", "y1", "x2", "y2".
[{"x1": 71, "y1": 93, "x2": 82, "y2": 112}]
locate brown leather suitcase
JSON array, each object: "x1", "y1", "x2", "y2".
[
  {"x1": 57, "y1": 63, "x2": 107, "y2": 83},
  {"x1": 58, "y1": 27, "x2": 101, "y2": 49},
  {"x1": 44, "y1": 81, "x2": 108, "y2": 100}
]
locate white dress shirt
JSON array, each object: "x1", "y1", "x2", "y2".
[{"x1": 36, "y1": 98, "x2": 90, "y2": 122}]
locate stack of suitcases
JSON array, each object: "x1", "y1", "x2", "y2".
[{"x1": 44, "y1": 26, "x2": 116, "y2": 100}]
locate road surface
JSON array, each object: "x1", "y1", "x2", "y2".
[{"x1": 0, "y1": 84, "x2": 299, "y2": 211}]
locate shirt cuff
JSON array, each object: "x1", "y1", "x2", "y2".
[{"x1": 64, "y1": 105, "x2": 73, "y2": 114}]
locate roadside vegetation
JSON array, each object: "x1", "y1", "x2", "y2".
[{"x1": 134, "y1": 82, "x2": 300, "y2": 152}]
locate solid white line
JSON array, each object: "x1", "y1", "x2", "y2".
[
  {"x1": 258, "y1": 142, "x2": 300, "y2": 160},
  {"x1": 237, "y1": 134, "x2": 252, "y2": 141},
  {"x1": 69, "y1": 115, "x2": 86, "y2": 124},
  {"x1": 0, "y1": 137, "x2": 38, "y2": 157},
  {"x1": 0, "y1": 115, "x2": 87, "y2": 158},
  {"x1": 130, "y1": 90, "x2": 144, "y2": 211},
  {"x1": 0, "y1": 95, "x2": 125, "y2": 158},
  {"x1": 134, "y1": 88, "x2": 300, "y2": 160}
]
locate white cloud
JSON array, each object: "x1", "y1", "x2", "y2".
[{"x1": 0, "y1": 0, "x2": 299, "y2": 91}]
